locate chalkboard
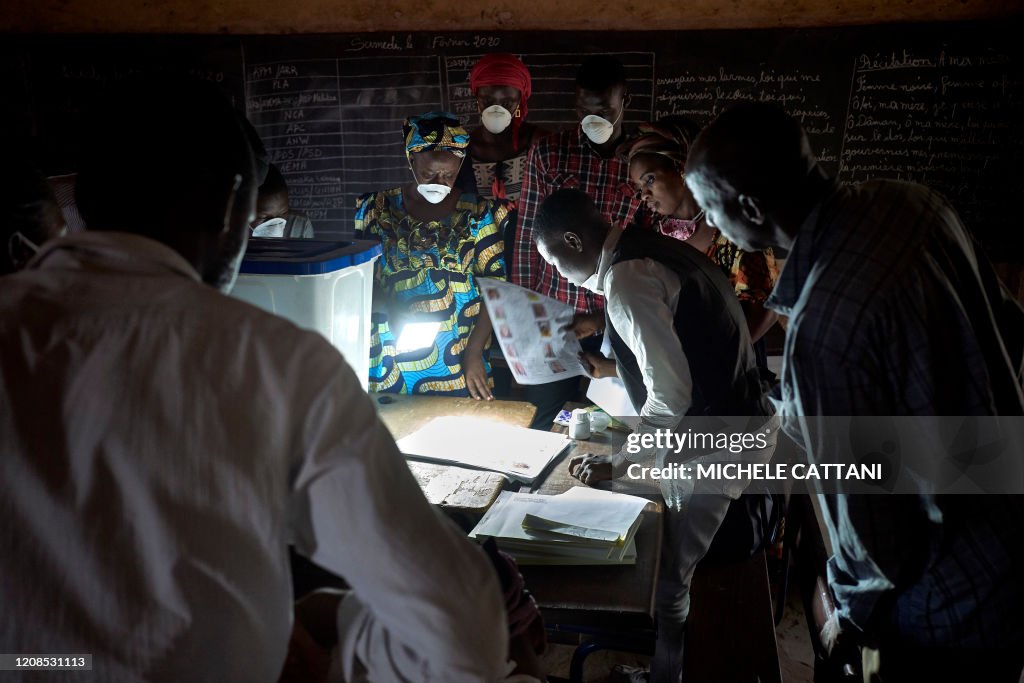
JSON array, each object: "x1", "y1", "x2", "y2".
[{"x1": 4, "y1": 22, "x2": 1022, "y2": 254}]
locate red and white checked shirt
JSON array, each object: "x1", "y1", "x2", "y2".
[{"x1": 513, "y1": 128, "x2": 648, "y2": 313}]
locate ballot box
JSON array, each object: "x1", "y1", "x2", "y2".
[{"x1": 231, "y1": 239, "x2": 381, "y2": 391}]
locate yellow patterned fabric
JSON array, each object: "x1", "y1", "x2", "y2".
[{"x1": 355, "y1": 188, "x2": 508, "y2": 395}]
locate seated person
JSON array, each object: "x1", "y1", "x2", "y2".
[
  {"x1": 2, "y1": 161, "x2": 66, "y2": 274},
  {"x1": 252, "y1": 163, "x2": 315, "y2": 238},
  {"x1": 621, "y1": 117, "x2": 779, "y2": 360},
  {"x1": 355, "y1": 112, "x2": 507, "y2": 400}
]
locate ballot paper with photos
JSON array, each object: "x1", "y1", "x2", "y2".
[
  {"x1": 477, "y1": 278, "x2": 586, "y2": 385},
  {"x1": 469, "y1": 488, "x2": 647, "y2": 565},
  {"x1": 396, "y1": 416, "x2": 571, "y2": 485}
]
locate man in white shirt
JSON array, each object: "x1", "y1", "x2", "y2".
[
  {"x1": 0, "y1": 81, "x2": 509, "y2": 682},
  {"x1": 532, "y1": 188, "x2": 776, "y2": 683}
]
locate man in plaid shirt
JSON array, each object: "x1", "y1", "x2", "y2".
[
  {"x1": 687, "y1": 102, "x2": 1024, "y2": 682},
  {"x1": 513, "y1": 55, "x2": 648, "y2": 426},
  {"x1": 514, "y1": 55, "x2": 647, "y2": 313}
]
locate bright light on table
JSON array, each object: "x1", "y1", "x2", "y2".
[{"x1": 396, "y1": 321, "x2": 442, "y2": 353}]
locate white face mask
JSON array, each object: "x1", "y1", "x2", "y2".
[
  {"x1": 481, "y1": 104, "x2": 513, "y2": 135},
  {"x1": 410, "y1": 157, "x2": 463, "y2": 204},
  {"x1": 579, "y1": 270, "x2": 602, "y2": 294},
  {"x1": 416, "y1": 184, "x2": 452, "y2": 204},
  {"x1": 251, "y1": 217, "x2": 287, "y2": 238},
  {"x1": 581, "y1": 108, "x2": 623, "y2": 145}
]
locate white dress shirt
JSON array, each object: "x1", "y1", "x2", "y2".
[
  {"x1": 590, "y1": 226, "x2": 694, "y2": 467},
  {"x1": 591, "y1": 226, "x2": 777, "y2": 508},
  {"x1": 0, "y1": 232, "x2": 508, "y2": 682}
]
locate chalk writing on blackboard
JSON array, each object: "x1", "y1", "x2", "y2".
[{"x1": 839, "y1": 46, "x2": 1021, "y2": 235}]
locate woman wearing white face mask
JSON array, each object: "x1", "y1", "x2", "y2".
[
  {"x1": 464, "y1": 53, "x2": 549, "y2": 207},
  {"x1": 354, "y1": 112, "x2": 508, "y2": 400}
]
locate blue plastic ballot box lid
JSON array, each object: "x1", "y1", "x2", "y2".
[{"x1": 240, "y1": 239, "x2": 382, "y2": 276}]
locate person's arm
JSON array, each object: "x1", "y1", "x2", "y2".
[
  {"x1": 732, "y1": 248, "x2": 780, "y2": 342},
  {"x1": 512, "y1": 142, "x2": 547, "y2": 290},
  {"x1": 289, "y1": 343, "x2": 508, "y2": 681},
  {"x1": 741, "y1": 300, "x2": 779, "y2": 343},
  {"x1": 465, "y1": 305, "x2": 494, "y2": 400},
  {"x1": 464, "y1": 200, "x2": 508, "y2": 400}
]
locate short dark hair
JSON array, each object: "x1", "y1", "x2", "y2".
[
  {"x1": 576, "y1": 55, "x2": 627, "y2": 94},
  {"x1": 534, "y1": 188, "x2": 607, "y2": 244},
  {"x1": 76, "y1": 79, "x2": 255, "y2": 239},
  {"x1": 259, "y1": 164, "x2": 288, "y2": 199},
  {"x1": 687, "y1": 102, "x2": 811, "y2": 200}
]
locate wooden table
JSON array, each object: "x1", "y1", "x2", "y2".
[
  {"x1": 372, "y1": 393, "x2": 536, "y2": 513},
  {"x1": 517, "y1": 413, "x2": 663, "y2": 682},
  {"x1": 528, "y1": 404, "x2": 782, "y2": 683}
]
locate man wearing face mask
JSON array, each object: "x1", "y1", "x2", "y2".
[
  {"x1": 1, "y1": 160, "x2": 67, "y2": 275},
  {"x1": 251, "y1": 164, "x2": 315, "y2": 238},
  {"x1": 533, "y1": 188, "x2": 775, "y2": 683},
  {"x1": 0, "y1": 83, "x2": 513, "y2": 682},
  {"x1": 512, "y1": 54, "x2": 648, "y2": 427},
  {"x1": 355, "y1": 112, "x2": 508, "y2": 400}
]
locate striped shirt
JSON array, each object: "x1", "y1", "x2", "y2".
[
  {"x1": 512, "y1": 127, "x2": 647, "y2": 313},
  {"x1": 769, "y1": 179, "x2": 1024, "y2": 648}
]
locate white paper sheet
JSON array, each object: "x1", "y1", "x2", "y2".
[{"x1": 396, "y1": 416, "x2": 571, "y2": 484}]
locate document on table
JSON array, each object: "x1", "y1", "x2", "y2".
[
  {"x1": 477, "y1": 278, "x2": 585, "y2": 385},
  {"x1": 468, "y1": 488, "x2": 647, "y2": 565},
  {"x1": 520, "y1": 486, "x2": 648, "y2": 543},
  {"x1": 396, "y1": 416, "x2": 572, "y2": 485}
]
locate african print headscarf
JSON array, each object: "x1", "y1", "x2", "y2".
[{"x1": 403, "y1": 112, "x2": 470, "y2": 159}]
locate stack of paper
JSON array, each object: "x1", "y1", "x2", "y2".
[
  {"x1": 469, "y1": 487, "x2": 648, "y2": 565},
  {"x1": 396, "y1": 416, "x2": 572, "y2": 485}
]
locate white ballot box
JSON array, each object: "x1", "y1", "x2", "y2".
[{"x1": 231, "y1": 239, "x2": 381, "y2": 391}]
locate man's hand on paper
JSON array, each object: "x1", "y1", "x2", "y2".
[
  {"x1": 563, "y1": 311, "x2": 605, "y2": 340},
  {"x1": 463, "y1": 355, "x2": 494, "y2": 401},
  {"x1": 579, "y1": 351, "x2": 618, "y2": 379},
  {"x1": 568, "y1": 452, "x2": 627, "y2": 486}
]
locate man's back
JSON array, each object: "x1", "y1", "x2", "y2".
[
  {"x1": 771, "y1": 179, "x2": 1024, "y2": 650},
  {"x1": 0, "y1": 232, "x2": 507, "y2": 680},
  {"x1": 776, "y1": 179, "x2": 1024, "y2": 416}
]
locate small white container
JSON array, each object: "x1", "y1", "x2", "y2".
[
  {"x1": 569, "y1": 409, "x2": 592, "y2": 440},
  {"x1": 230, "y1": 239, "x2": 381, "y2": 391}
]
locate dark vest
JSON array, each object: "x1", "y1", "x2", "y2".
[{"x1": 605, "y1": 228, "x2": 771, "y2": 421}]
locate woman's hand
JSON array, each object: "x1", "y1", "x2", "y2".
[
  {"x1": 463, "y1": 353, "x2": 494, "y2": 401},
  {"x1": 579, "y1": 351, "x2": 618, "y2": 379},
  {"x1": 563, "y1": 311, "x2": 605, "y2": 340}
]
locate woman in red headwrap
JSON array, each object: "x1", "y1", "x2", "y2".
[
  {"x1": 462, "y1": 54, "x2": 551, "y2": 398},
  {"x1": 465, "y1": 53, "x2": 550, "y2": 206}
]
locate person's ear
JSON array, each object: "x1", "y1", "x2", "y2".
[
  {"x1": 221, "y1": 173, "x2": 244, "y2": 235},
  {"x1": 564, "y1": 231, "x2": 584, "y2": 253},
  {"x1": 737, "y1": 194, "x2": 766, "y2": 226}
]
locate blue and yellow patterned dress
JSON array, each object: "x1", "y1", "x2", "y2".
[{"x1": 355, "y1": 188, "x2": 507, "y2": 395}]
